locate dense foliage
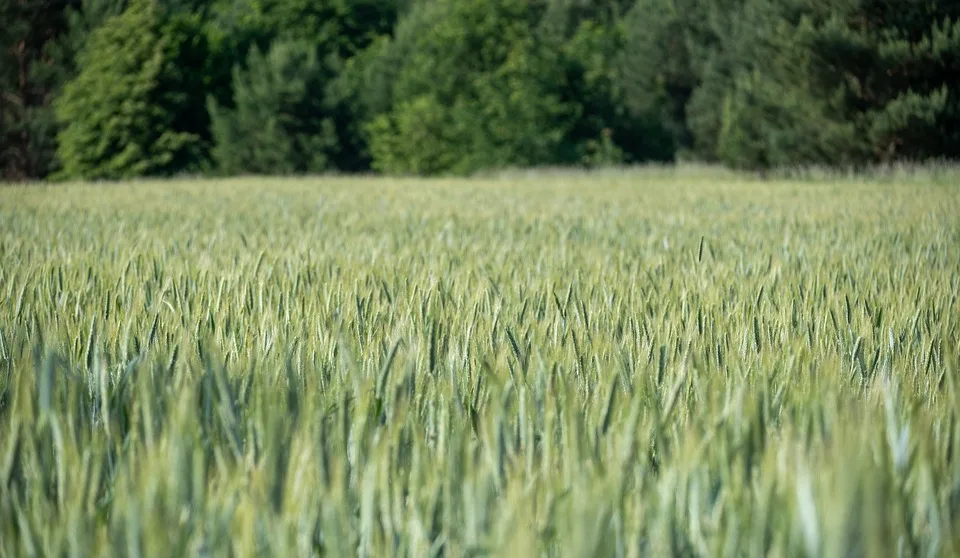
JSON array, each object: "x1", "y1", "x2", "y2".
[
  {"x1": 2, "y1": 0, "x2": 960, "y2": 180},
  {"x1": 208, "y1": 40, "x2": 339, "y2": 175},
  {"x1": 54, "y1": 0, "x2": 212, "y2": 179},
  {"x1": 1, "y1": 170, "x2": 958, "y2": 554}
]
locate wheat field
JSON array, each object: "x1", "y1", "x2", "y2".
[{"x1": 1, "y1": 168, "x2": 958, "y2": 557}]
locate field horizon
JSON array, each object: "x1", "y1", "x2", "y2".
[{"x1": 1, "y1": 169, "x2": 958, "y2": 556}]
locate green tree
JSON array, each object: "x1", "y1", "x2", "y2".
[
  {"x1": 208, "y1": 40, "x2": 338, "y2": 175},
  {"x1": 708, "y1": 0, "x2": 865, "y2": 168},
  {"x1": 0, "y1": 0, "x2": 138, "y2": 181},
  {"x1": 803, "y1": 0, "x2": 960, "y2": 163},
  {"x1": 615, "y1": 0, "x2": 722, "y2": 161},
  {"x1": 556, "y1": 18, "x2": 658, "y2": 165},
  {"x1": 55, "y1": 0, "x2": 128, "y2": 77},
  {"x1": 0, "y1": 0, "x2": 77, "y2": 180},
  {"x1": 54, "y1": 0, "x2": 211, "y2": 179},
  {"x1": 368, "y1": 0, "x2": 639, "y2": 175},
  {"x1": 714, "y1": 69, "x2": 864, "y2": 169},
  {"x1": 206, "y1": 0, "x2": 401, "y2": 172},
  {"x1": 683, "y1": 0, "x2": 960, "y2": 169}
]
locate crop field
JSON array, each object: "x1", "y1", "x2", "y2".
[{"x1": 0, "y1": 168, "x2": 959, "y2": 557}]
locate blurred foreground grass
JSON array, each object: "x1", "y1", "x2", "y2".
[{"x1": 1, "y1": 168, "x2": 959, "y2": 557}]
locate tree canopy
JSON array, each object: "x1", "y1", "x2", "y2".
[{"x1": 2, "y1": 0, "x2": 958, "y2": 181}]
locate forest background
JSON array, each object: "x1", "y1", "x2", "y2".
[{"x1": 2, "y1": 0, "x2": 959, "y2": 182}]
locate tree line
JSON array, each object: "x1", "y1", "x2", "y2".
[{"x1": 2, "y1": 0, "x2": 958, "y2": 181}]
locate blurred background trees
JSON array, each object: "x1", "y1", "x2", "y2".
[{"x1": 2, "y1": 0, "x2": 959, "y2": 181}]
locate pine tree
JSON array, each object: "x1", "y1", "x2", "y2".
[
  {"x1": 805, "y1": 0, "x2": 960, "y2": 163},
  {"x1": 686, "y1": 0, "x2": 960, "y2": 169},
  {"x1": 208, "y1": 40, "x2": 338, "y2": 175},
  {"x1": 704, "y1": 0, "x2": 864, "y2": 169},
  {"x1": 206, "y1": 0, "x2": 401, "y2": 172},
  {"x1": 0, "y1": 0, "x2": 76, "y2": 180}
]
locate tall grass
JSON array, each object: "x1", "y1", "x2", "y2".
[{"x1": 1, "y1": 170, "x2": 958, "y2": 557}]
